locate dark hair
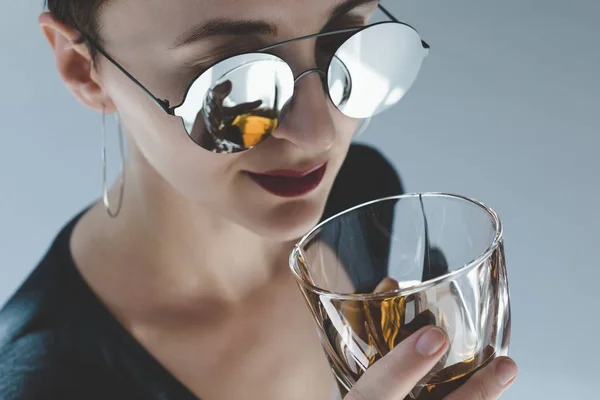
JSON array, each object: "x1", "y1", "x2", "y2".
[{"x1": 45, "y1": 0, "x2": 109, "y2": 57}]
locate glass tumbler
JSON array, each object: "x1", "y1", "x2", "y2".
[{"x1": 289, "y1": 193, "x2": 511, "y2": 399}]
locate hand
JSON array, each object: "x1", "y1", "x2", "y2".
[
  {"x1": 344, "y1": 326, "x2": 518, "y2": 400},
  {"x1": 344, "y1": 278, "x2": 518, "y2": 399},
  {"x1": 200, "y1": 80, "x2": 264, "y2": 151},
  {"x1": 207, "y1": 80, "x2": 263, "y2": 127}
]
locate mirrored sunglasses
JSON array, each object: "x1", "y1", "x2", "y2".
[{"x1": 88, "y1": 5, "x2": 430, "y2": 154}]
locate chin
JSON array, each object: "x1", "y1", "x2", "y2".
[
  {"x1": 226, "y1": 163, "x2": 339, "y2": 242},
  {"x1": 243, "y1": 197, "x2": 328, "y2": 243}
]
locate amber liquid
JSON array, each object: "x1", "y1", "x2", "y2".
[
  {"x1": 406, "y1": 345, "x2": 495, "y2": 399},
  {"x1": 298, "y1": 262, "x2": 503, "y2": 398},
  {"x1": 317, "y1": 303, "x2": 497, "y2": 399},
  {"x1": 296, "y1": 238, "x2": 509, "y2": 399},
  {"x1": 230, "y1": 110, "x2": 279, "y2": 147},
  {"x1": 209, "y1": 109, "x2": 279, "y2": 152}
]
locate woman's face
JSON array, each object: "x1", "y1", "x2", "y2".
[{"x1": 89, "y1": 0, "x2": 378, "y2": 240}]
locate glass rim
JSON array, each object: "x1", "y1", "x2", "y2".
[{"x1": 289, "y1": 192, "x2": 503, "y2": 301}]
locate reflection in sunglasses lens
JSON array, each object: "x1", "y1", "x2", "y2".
[
  {"x1": 330, "y1": 23, "x2": 428, "y2": 119},
  {"x1": 178, "y1": 23, "x2": 428, "y2": 153},
  {"x1": 204, "y1": 59, "x2": 292, "y2": 153}
]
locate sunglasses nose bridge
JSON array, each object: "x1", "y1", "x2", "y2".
[{"x1": 294, "y1": 68, "x2": 326, "y2": 84}]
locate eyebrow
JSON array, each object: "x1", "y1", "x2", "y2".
[
  {"x1": 171, "y1": 0, "x2": 379, "y2": 48},
  {"x1": 328, "y1": 0, "x2": 379, "y2": 23}
]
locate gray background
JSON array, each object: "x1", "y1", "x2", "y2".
[{"x1": 1, "y1": 0, "x2": 598, "y2": 398}]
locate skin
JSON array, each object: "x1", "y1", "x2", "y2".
[{"x1": 39, "y1": 0, "x2": 518, "y2": 398}]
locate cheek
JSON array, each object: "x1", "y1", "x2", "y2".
[
  {"x1": 329, "y1": 99, "x2": 360, "y2": 138},
  {"x1": 330, "y1": 104, "x2": 361, "y2": 159},
  {"x1": 340, "y1": 117, "x2": 361, "y2": 142},
  {"x1": 106, "y1": 76, "x2": 235, "y2": 200}
]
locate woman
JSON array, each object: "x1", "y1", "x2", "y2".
[{"x1": 0, "y1": 0, "x2": 518, "y2": 399}]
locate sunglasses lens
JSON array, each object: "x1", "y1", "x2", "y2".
[
  {"x1": 329, "y1": 23, "x2": 428, "y2": 119},
  {"x1": 174, "y1": 53, "x2": 294, "y2": 154}
]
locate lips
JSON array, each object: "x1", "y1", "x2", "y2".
[{"x1": 247, "y1": 163, "x2": 328, "y2": 198}]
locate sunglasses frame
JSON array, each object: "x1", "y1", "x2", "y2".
[{"x1": 85, "y1": 4, "x2": 429, "y2": 118}]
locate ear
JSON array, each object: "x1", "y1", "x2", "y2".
[{"x1": 39, "y1": 12, "x2": 116, "y2": 113}]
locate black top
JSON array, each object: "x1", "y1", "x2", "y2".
[{"x1": 0, "y1": 144, "x2": 404, "y2": 400}]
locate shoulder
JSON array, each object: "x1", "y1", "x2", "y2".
[
  {"x1": 0, "y1": 212, "x2": 140, "y2": 399},
  {"x1": 324, "y1": 143, "x2": 404, "y2": 220},
  {"x1": 0, "y1": 332, "x2": 75, "y2": 399},
  {"x1": 0, "y1": 208, "x2": 87, "y2": 347},
  {"x1": 0, "y1": 332, "x2": 139, "y2": 400}
]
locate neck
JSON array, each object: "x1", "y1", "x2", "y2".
[{"x1": 72, "y1": 152, "x2": 297, "y2": 324}]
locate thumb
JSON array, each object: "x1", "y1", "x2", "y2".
[{"x1": 345, "y1": 326, "x2": 449, "y2": 400}]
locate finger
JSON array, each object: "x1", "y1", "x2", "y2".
[
  {"x1": 346, "y1": 326, "x2": 449, "y2": 400},
  {"x1": 226, "y1": 100, "x2": 263, "y2": 116},
  {"x1": 374, "y1": 277, "x2": 400, "y2": 293},
  {"x1": 443, "y1": 357, "x2": 518, "y2": 400},
  {"x1": 342, "y1": 278, "x2": 400, "y2": 350},
  {"x1": 212, "y1": 80, "x2": 233, "y2": 98}
]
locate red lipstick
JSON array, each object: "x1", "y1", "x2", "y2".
[{"x1": 247, "y1": 163, "x2": 328, "y2": 198}]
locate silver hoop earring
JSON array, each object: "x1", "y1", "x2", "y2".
[
  {"x1": 354, "y1": 117, "x2": 372, "y2": 137},
  {"x1": 102, "y1": 111, "x2": 126, "y2": 218}
]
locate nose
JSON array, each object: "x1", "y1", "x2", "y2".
[{"x1": 271, "y1": 70, "x2": 336, "y2": 153}]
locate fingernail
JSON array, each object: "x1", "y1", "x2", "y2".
[
  {"x1": 416, "y1": 327, "x2": 446, "y2": 356},
  {"x1": 495, "y1": 359, "x2": 518, "y2": 386},
  {"x1": 374, "y1": 278, "x2": 400, "y2": 293}
]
